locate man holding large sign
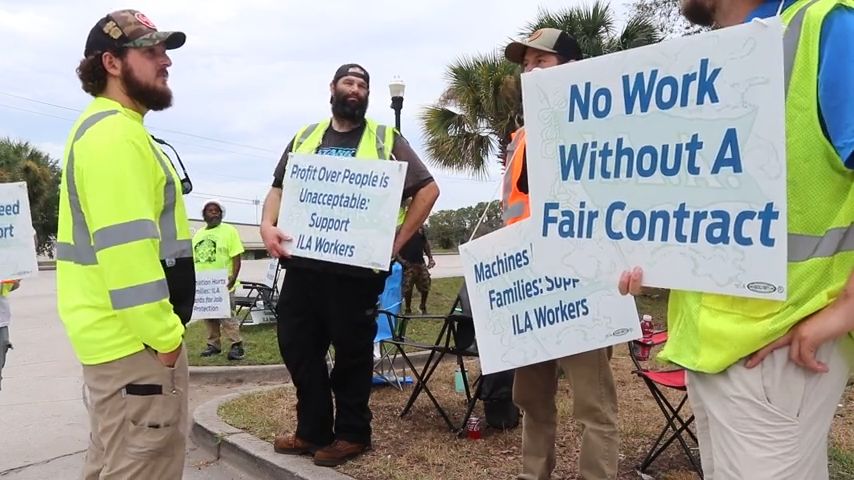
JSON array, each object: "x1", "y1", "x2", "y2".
[
  {"x1": 488, "y1": 29, "x2": 625, "y2": 480},
  {"x1": 259, "y1": 64, "x2": 439, "y2": 467},
  {"x1": 612, "y1": 0, "x2": 854, "y2": 478}
]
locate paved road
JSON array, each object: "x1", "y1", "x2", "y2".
[{"x1": 0, "y1": 256, "x2": 462, "y2": 478}]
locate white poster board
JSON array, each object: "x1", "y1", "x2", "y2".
[
  {"x1": 460, "y1": 220, "x2": 641, "y2": 374},
  {"x1": 0, "y1": 182, "x2": 38, "y2": 280},
  {"x1": 263, "y1": 257, "x2": 279, "y2": 289},
  {"x1": 278, "y1": 153, "x2": 407, "y2": 270},
  {"x1": 522, "y1": 19, "x2": 787, "y2": 300},
  {"x1": 192, "y1": 269, "x2": 231, "y2": 320}
]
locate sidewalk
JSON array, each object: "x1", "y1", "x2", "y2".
[{"x1": 0, "y1": 270, "x2": 258, "y2": 478}]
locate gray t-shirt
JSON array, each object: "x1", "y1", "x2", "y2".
[{"x1": 271, "y1": 121, "x2": 435, "y2": 277}]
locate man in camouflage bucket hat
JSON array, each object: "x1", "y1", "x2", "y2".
[{"x1": 58, "y1": 9, "x2": 195, "y2": 479}]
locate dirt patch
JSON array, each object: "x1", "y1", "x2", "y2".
[{"x1": 222, "y1": 344, "x2": 747, "y2": 479}]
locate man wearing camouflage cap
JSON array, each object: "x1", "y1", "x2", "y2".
[{"x1": 57, "y1": 9, "x2": 194, "y2": 479}]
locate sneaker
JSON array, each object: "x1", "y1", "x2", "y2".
[
  {"x1": 200, "y1": 345, "x2": 221, "y2": 357},
  {"x1": 419, "y1": 307, "x2": 427, "y2": 315},
  {"x1": 313, "y1": 440, "x2": 371, "y2": 467},
  {"x1": 273, "y1": 433, "x2": 320, "y2": 456},
  {"x1": 227, "y1": 342, "x2": 245, "y2": 361}
]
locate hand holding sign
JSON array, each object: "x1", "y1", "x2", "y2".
[{"x1": 260, "y1": 223, "x2": 292, "y2": 259}]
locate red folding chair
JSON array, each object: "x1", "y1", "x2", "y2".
[{"x1": 628, "y1": 330, "x2": 703, "y2": 477}]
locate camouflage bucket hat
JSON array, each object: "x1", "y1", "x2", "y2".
[{"x1": 84, "y1": 9, "x2": 186, "y2": 57}]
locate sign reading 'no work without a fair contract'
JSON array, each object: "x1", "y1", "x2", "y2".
[{"x1": 522, "y1": 19, "x2": 787, "y2": 300}]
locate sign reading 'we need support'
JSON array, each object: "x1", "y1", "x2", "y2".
[
  {"x1": 0, "y1": 182, "x2": 38, "y2": 280},
  {"x1": 279, "y1": 153, "x2": 407, "y2": 270},
  {"x1": 522, "y1": 19, "x2": 788, "y2": 300}
]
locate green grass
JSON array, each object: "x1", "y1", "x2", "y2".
[
  {"x1": 831, "y1": 445, "x2": 854, "y2": 480},
  {"x1": 188, "y1": 280, "x2": 670, "y2": 365},
  {"x1": 401, "y1": 276, "x2": 465, "y2": 346},
  {"x1": 187, "y1": 277, "x2": 465, "y2": 366},
  {"x1": 185, "y1": 321, "x2": 281, "y2": 366}
]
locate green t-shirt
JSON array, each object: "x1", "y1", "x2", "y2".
[{"x1": 192, "y1": 223, "x2": 244, "y2": 288}]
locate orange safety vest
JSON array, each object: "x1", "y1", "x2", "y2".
[{"x1": 502, "y1": 128, "x2": 531, "y2": 226}]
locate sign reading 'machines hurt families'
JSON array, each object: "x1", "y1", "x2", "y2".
[
  {"x1": 522, "y1": 19, "x2": 787, "y2": 300},
  {"x1": 278, "y1": 153, "x2": 407, "y2": 270},
  {"x1": 460, "y1": 221, "x2": 640, "y2": 374},
  {"x1": 0, "y1": 182, "x2": 38, "y2": 280}
]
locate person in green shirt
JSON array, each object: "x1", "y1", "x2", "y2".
[{"x1": 193, "y1": 199, "x2": 245, "y2": 360}]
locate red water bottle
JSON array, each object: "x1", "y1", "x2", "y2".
[{"x1": 636, "y1": 314, "x2": 654, "y2": 361}]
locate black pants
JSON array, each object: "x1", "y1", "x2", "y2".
[{"x1": 276, "y1": 267, "x2": 386, "y2": 446}]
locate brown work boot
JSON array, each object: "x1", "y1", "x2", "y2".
[
  {"x1": 273, "y1": 433, "x2": 319, "y2": 455},
  {"x1": 313, "y1": 440, "x2": 371, "y2": 467}
]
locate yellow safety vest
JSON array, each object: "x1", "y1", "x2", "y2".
[
  {"x1": 661, "y1": 0, "x2": 854, "y2": 373},
  {"x1": 56, "y1": 97, "x2": 194, "y2": 365}
]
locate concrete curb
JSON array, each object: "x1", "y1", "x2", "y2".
[
  {"x1": 191, "y1": 349, "x2": 442, "y2": 479},
  {"x1": 192, "y1": 385, "x2": 355, "y2": 480},
  {"x1": 190, "y1": 350, "x2": 433, "y2": 385},
  {"x1": 189, "y1": 364, "x2": 291, "y2": 384}
]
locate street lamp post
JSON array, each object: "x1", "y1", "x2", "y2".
[{"x1": 388, "y1": 76, "x2": 405, "y2": 132}]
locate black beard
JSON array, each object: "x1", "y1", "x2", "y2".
[
  {"x1": 330, "y1": 91, "x2": 368, "y2": 122},
  {"x1": 122, "y1": 64, "x2": 173, "y2": 111},
  {"x1": 204, "y1": 215, "x2": 222, "y2": 228},
  {"x1": 681, "y1": 0, "x2": 715, "y2": 27}
]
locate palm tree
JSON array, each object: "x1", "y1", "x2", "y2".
[
  {"x1": 420, "y1": 53, "x2": 520, "y2": 177},
  {"x1": 0, "y1": 138, "x2": 61, "y2": 255},
  {"x1": 421, "y1": 2, "x2": 662, "y2": 176}
]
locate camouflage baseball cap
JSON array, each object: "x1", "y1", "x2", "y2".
[
  {"x1": 83, "y1": 9, "x2": 186, "y2": 57},
  {"x1": 504, "y1": 28, "x2": 582, "y2": 65}
]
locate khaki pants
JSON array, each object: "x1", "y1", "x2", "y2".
[
  {"x1": 687, "y1": 339, "x2": 851, "y2": 480},
  {"x1": 513, "y1": 347, "x2": 619, "y2": 480},
  {"x1": 81, "y1": 346, "x2": 189, "y2": 480},
  {"x1": 205, "y1": 293, "x2": 241, "y2": 348}
]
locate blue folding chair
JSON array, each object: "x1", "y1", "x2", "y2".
[{"x1": 373, "y1": 262, "x2": 413, "y2": 388}]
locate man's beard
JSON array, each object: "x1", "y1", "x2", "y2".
[
  {"x1": 681, "y1": 0, "x2": 716, "y2": 27},
  {"x1": 122, "y1": 63, "x2": 173, "y2": 111},
  {"x1": 205, "y1": 215, "x2": 222, "y2": 228},
  {"x1": 330, "y1": 89, "x2": 368, "y2": 122}
]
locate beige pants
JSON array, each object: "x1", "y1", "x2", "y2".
[
  {"x1": 687, "y1": 339, "x2": 851, "y2": 480},
  {"x1": 81, "y1": 346, "x2": 189, "y2": 480},
  {"x1": 205, "y1": 293, "x2": 241, "y2": 348},
  {"x1": 513, "y1": 347, "x2": 619, "y2": 480}
]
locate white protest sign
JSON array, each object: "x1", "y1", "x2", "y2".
[
  {"x1": 278, "y1": 153, "x2": 407, "y2": 270},
  {"x1": 191, "y1": 269, "x2": 232, "y2": 320},
  {"x1": 263, "y1": 257, "x2": 279, "y2": 288},
  {"x1": 522, "y1": 19, "x2": 787, "y2": 300},
  {"x1": 460, "y1": 220, "x2": 641, "y2": 374},
  {"x1": 0, "y1": 182, "x2": 38, "y2": 280}
]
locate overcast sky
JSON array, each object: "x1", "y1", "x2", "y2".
[{"x1": 0, "y1": 0, "x2": 630, "y2": 224}]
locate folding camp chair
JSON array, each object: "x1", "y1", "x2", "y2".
[
  {"x1": 628, "y1": 330, "x2": 703, "y2": 477},
  {"x1": 372, "y1": 262, "x2": 413, "y2": 389},
  {"x1": 234, "y1": 258, "x2": 282, "y2": 325},
  {"x1": 381, "y1": 281, "x2": 481, "y2": 432}
]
